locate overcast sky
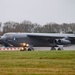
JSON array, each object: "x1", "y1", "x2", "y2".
[{"x1": 0, "y1": 0, "x2": 75, "y2": 25}]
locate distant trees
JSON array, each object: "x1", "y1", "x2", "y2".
[
  {"x1": 61, "y1": 23, "x2": 75, "y2": 33},
  {"x1": 3, "y1": 21, "x2": 19, "y2": 33},
  {"x1": 0, "y1": 22, "x2": 2, "y2": 32},
  {"x1": 19, "y1": 20, "x2": 34, "y2": 32},
  {"x1": 0, "y1": 20, "x2": 75, "y2": 35},
  {"x1": 42, "y1": 23, "x2": 60, "y2": 33},
  {"x1": 0, "y1": 22, "x2": 2, "y2": 35}
]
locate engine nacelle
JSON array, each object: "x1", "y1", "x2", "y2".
[{"x1": 54, "y1": 39, "x2": 71, "y2": 45}]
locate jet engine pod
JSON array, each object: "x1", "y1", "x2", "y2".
[{"x1": 54, "y1": 39, "x2": 71, "y2": 45}]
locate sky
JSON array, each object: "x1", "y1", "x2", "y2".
[{"x1": 0, "y1": 0, "x2": 75, "y2": 25}]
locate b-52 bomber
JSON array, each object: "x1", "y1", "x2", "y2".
[{"x1": 0, "y1": 32, "x2": 75, "y2": 51}]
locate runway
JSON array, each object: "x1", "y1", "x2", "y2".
[
  {"x1": 33, "y1": 45, "x2": 75, "y2": 51},
  {"x1": 0, "y1": 45, "x2": 75, "y2": 51}
]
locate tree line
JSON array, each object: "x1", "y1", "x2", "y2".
[{"x1": 0, "y1": 20, "x2": 75, "y2": 35}]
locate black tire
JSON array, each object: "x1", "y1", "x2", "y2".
[
  {"x1": 57, "y1": 48, "x2": 61, "y2": 50},
  {"x1": 28, "y1": 48, "x2": 34, "y2": 51},
  {"x1": 28, "y1": 48, "x2": 31, "y2": 51},
  {"x1": 51, "y1": 47, "x2": 56, "y2": 50}
]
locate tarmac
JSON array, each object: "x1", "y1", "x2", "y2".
[
  {"x1": 0, "y1": 45, "x2": 75, "y2": 51},
  {"x1": 33, "y1": 45, "x2": 75, "y2": 51}
]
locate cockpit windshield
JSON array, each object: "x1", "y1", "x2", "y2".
[
  {"x1": 2, "y1": 33, "x2": 15, "y2": 38},
  {"x1": 3, "y1": 33, "x2": 12, "y2": 37}
]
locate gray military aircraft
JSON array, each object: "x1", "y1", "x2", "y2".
[{"x1": 0, "y1": 32, "x2": 75, "y2": 51}]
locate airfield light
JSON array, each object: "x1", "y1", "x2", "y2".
[
  {"x1": 22, "y1": 43, "x2": 29, "y2": 47},
  {"x1": 23, "y1": 43, "x2": 26, "y2": 46},
  {"x1": 20, "y1": 47, "x2": 25, "y2": 51},
  {"x1": 21, "y1": 47, "x2": 24, "y2": 50},
  {"x1": 26, "y1": 44, "x2": 29, "y2": 47}
]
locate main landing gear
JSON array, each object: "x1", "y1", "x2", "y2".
[
  {"x1": 50, "y1": 45, "x2": 63, "y2": 50},
  {"x1": 51, "y1": 46, "x2": 56, "y2": 50}
]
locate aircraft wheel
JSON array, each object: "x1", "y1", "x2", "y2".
[
  {"x1": 50, "y1": 47, "x2": 56, "y2": 50},
  {"x1": 28, "y1": 48, "x2": 31, "y2": 51},
  {"x1": 57, "y1": 47, "x2": 63, "y2": 50},
  {"x1": 20, "y1": 47, "x2": 26, "y2": 51},
  {"x1": 28, "y1": 48, "x2": 34, "y2": 51}
]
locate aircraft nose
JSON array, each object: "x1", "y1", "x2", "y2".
[
  {"x1": 0, "y1": 36, "x2": 6, "y2": 41},
  {"x1": 0, "y1": 37, "x2": 4, "y2": 44},
  {"x1": 0, "y1": 36, "x2": 1, "y2": 38},
  {"x1": 0, "y1": 37, "x2": 3, "y2": 40}
]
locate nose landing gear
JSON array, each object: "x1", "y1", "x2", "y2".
[
  {"x1": 28, "y1": 47, "x2": 34, "y2": 51},
  {"x1": 20, "y1": 43, "x2": 34, "y2": 51},
  {"x1": 20, "y1": 47, "x2": 34, "y2": 51}
]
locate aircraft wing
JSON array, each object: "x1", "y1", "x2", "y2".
[
  {"x1": 27, "y1": 33, "x2": 73, "y2": 46},
  {"x1": 27, "y1": 33, "x2": 64, "y2": 39},
  {"x1": 27, "y1": 33, "x2": 65, "y2": 45}
]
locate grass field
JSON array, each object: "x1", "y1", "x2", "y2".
[{"x1": 0, "y1": 50, "x2": 75, "y2": 75}]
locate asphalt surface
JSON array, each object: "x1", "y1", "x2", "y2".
[
  {"x1": 0, "y1": 45, "x2": 75, "y2": 51},
  {"x1": 33, "y1": 45, "x2": 75, "y2": 51}
]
